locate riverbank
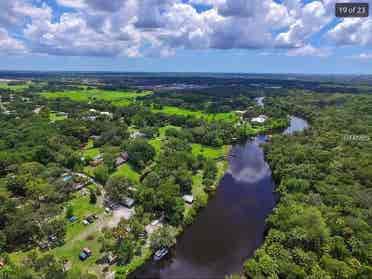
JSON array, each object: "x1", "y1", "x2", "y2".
[
  {"x1": 116, "y1": 145, "x2": 230, "y2": 278},
  {"x1": 131, "y1": 116, "x2": 309, "y2": 279}
]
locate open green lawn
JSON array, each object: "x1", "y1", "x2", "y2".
[
  {"x1": 191, "y1": 144, "x2": 228, "y2": 160},
  {"x1": 112, "y1": 163, "x2": 141, "y2": 183},
  {"x1": 65, "y1": 193, "x2": 104, "y2": 240},
  {"x1": 82, "y1": 147, "x2": 100, "y2": 159},
  {"x1": 149, "y1": 125, "x2": 228, "y2": 161},
  {"x1": 9, "y1": 191, "x2": 105, "y2": 276},
  {"x1": 49, "y1": 112, "x2": 68, "y2": 122},
  {"x1": 41, "y1": 88, "x2": 239, "y2": 123},
  {"x1": 0, "y1": 82, "x2": 31, "y2": 91},
  {"x1": 153, "y1": 106, "x2": 238, "y2": 122},
  {"x1": 53, "y1": 233, "x2": 102, "y2": 276},
  {"x1": 41, "y1": 89, "x2": 152, "y2": 106}
]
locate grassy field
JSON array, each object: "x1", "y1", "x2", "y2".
[
  {"x1": 41, "y1": 89, "x2": 152, "y2": 106},
  {"x1": 52, "y1": 190, "x2": 105, "y2": 275},
  {"x1": 0, "y1": 82, "x2": 31, "y2": 91},
  {"x1": 65, "y1": 193, "x2": 104, "y2": 240},
  {"x1": 153, "y1": 106, "x2": 238, "y2": 122},
  {"x1": 191, "y1": 144, "x2": 228, "y2": 160},
  {"x1": 49, "y1": 112, "x2": 68, "y2": 122},
  {"x1": 9, "y1": 191, "x2": 105, "y2": 276},
  {"x1": 82, "y1": 147, "x2": 100, "y2": 159},
  {"x1": 111, "y1": 163, "x2": 141, "y2": 183},
  {"x1": 41, "y1": 89, "x2": 239, "y2": 123},
  {"x1": 53, "y1": 234, "x2": 102, "y2": 276}
]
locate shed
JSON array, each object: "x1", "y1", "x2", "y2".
[
  {"x1": 182, "y1": 195, "x2": 194, "y2": 204},
  {"x1": 120, "y1": 197, "x2": 135, "y2": 208}
]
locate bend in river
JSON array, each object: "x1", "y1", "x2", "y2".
[{"x1": 132, "y1": 117, "x2": 309, "y2": 279}]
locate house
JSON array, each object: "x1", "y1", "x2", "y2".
[
  {"x1": 115, "y1": 152, "x2": 129, "y2": 167},
  {"x1": 83, "y1": 115, "x2": 97, "y2": 121},
  {"x1": 100, "y1": 111, "x2": 113, "y2": 119},
  {"x1": 182, "y1": 195, "x2": 194, "y2": 204},
  {"x1": 130, "y1": 131, "x2": 146, "y2": 139},
  {"x1": 120, "y1": 197, "x2": 135, "y2": 208},
  {"x1": 33, "y1": 106, "x2": 44, "y2": 114},
  {"x1": 251, "y1": 115, "x2": 268, "y2": 124},
  {"x1": 87, "y1": 109, "x2": 113, "y2": 120}
]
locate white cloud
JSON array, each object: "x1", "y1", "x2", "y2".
[
  {"x1": 0, "y1": 0, "x2": 368, "y2": 58},
  {"x1": 275, "y1": 1, "x2": 331, "y2": 48},
  {"x1": 328, "y1": 18, "x2": 372, "y2": 46},
  {"x1": 56, "y1": 0, "x2": 86, "y2": 9},
  {"x1": 287, "y1": 45, "x2": 331, "y2": 57},
  {"x1": 0, "y1": 28, "x2": 26, "y2": 54}
]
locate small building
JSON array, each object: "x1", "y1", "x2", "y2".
[
  {"x1": 33, "y1": 106, "x2": 44, "y2": 114},
  {"x1": 182, "y1": 195, "x2": 194, "y2": 204},
  {"x1": 120, "y1": 197, "x2": 135, "y2": 208},
  {"x1": 251, "y1": 115, "x2": 268, "y2": 124},
  {"x1": 130, "y1": 131, "x2": 146, "y2": 139},
  {"x1": 100, "y1": 111, "x2": 113, "y2": 119},
  {"x1": 115, "y1": 152, "x2": 129, "y2": 167}
]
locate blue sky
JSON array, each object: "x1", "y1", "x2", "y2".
[{"x1": 0, "y1": 0, "x2": 371, "y2": 74}]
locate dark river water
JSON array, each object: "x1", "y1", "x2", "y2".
[{"x1": 133, "y1": 117, "x2": 308, "y2": 279}]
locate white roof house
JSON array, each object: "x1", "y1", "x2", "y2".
[
  {"x1": 251, "y1": 115, "x2": 268, "y2": 124},
  {"x1": 182, "y1": 195, "x2": 194, "y2": 204},
  {"x1": 130, "y1": 131, "x2": 146, "y2": 139}
]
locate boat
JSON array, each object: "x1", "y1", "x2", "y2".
[{"x1": 153, "y1": 248, "x2": 169, "y2": 261}]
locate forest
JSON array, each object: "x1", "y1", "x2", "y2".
[
  {"x1": 244, "y1": 93, "x2": 372, "y2": 278},
  {"x1": 0, "y1": 76, "x2": 371, "y2": 279}
]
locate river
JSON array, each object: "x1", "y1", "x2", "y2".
[{"x1": 132, "y1": 115, "x2": 309, "y2": 279}]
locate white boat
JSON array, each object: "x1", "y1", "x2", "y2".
[{"x1": 153, "y1": 248, "x2": 168, "y2": 261}]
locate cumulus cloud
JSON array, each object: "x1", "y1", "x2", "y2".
[
  {"x1": 287, "y1": 44, "x2": 331, "y2": 57},
  {"x1": 0, "y1": 0, "x2": 367, "y2": 58},
  {"x1": 0, "y1": 28, "x2": 26, "y2": 54},
  {"x1": 328, "y1": 18, "x2": 372, "y2": 46}
]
